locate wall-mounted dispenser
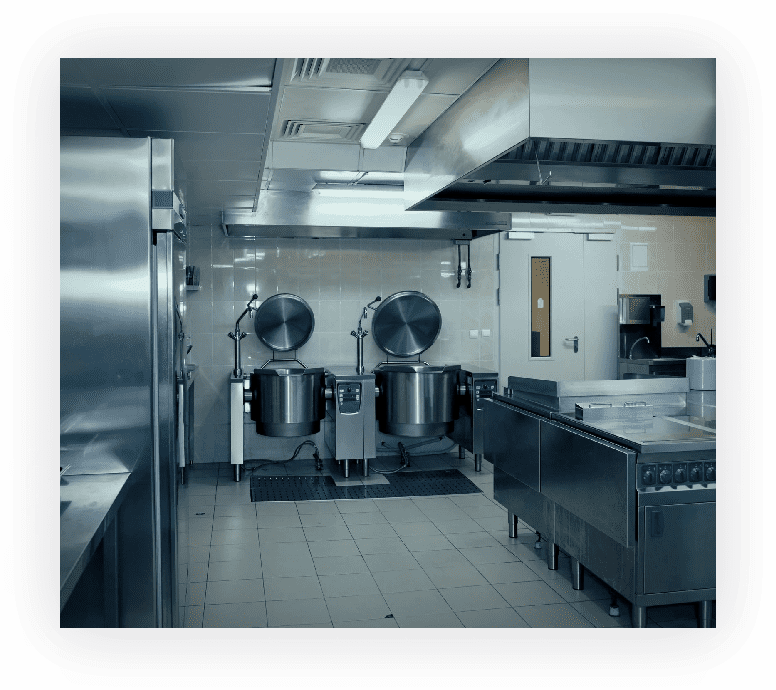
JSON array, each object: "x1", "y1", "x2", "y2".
[
  {"x1": 675, "y1": 300, "x2": 693, "y2": 327},
  {"x1": 704, "y1": 274, "x2": 716, "y2": 302}
]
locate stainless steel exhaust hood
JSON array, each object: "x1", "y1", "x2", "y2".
[
  {"x1": 404, "y1": 59, "x2": 715, "y2": 216},
  {"x1": 221, "y1": 190, "x2": 510, "y2": 239}
]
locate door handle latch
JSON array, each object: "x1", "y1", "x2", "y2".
[{"x1": 565, "y1": 336, "x2": 579, "y2": 353}]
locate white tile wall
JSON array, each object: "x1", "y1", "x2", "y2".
[{"x1": 184, "y1": 226, "x2": 498, "y2": 464}]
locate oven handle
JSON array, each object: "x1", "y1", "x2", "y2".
[{"x1": 650, "y1": 510, "x2": 664, "y2": 538}]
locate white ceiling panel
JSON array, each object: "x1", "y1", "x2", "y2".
[
  {"x1": 273, "y1": 87, "x2": 381, "y2": 138},
  {"x1": 185, "y1": 160, "x2": 262, "y2": 181},
  {"x1": 61, "y1": 58, "x2": 276, "y2": 88},
  {"x1": 391, "y1": 93, "x2": 460, "y2": 145},
  {"x1": 269, "y1": 141, "x2": 361, "y2": 171},
  {"x1": 421, "y1": 59, "x2": 499, "y2": 96},
  {"x1": 60, "y1": 86, "x2": 119, "y2": 130},
  {"x1": 104, "y1": 89, "x2": 272, "y2": 134},
  {"x1": 129, "y1": 131, "x2": 266, "y2": 162}
]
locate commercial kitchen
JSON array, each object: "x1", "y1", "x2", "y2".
[{"x1": 60, "y1": 58, "x2": 717, "y2": 629}]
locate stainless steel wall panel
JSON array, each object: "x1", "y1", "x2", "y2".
[
  {"x1": 553, "y1": 503, "x2": 636, "y2": 601},
  {"x1": 541, "y1": 419, "x2": 637, "y2": 548},
  {"x1": 482, "y1": 399, "x2": 541, "y2": 492},
  {"x1": 492, "y1": 468, "x2": 553, "y2": 540},
  {"x1": 60, "y1": 136, "x2": 153, "y2": 474}
]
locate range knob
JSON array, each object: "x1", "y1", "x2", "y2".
[
  {"x1": 705, "y1": 464, "x2": 716, "y2": 482},
  {"x1": 659, "y1": 467, "x2": 673, "y2": 485},
  {"x1": 641, "y1": 466, "x2": 656, "y2": 485},
  {"x1": 673, "y1": 466, "x2": 687, "y2": 483},
  {"x1": 689, "y1": 465, "x2": 703, "y2": 482}
]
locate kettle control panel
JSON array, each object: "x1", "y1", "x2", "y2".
[
  {"x1": 337, "y1": 383, "x2": 362, "y2": 414},
  {"x1": 638, "y1": 461, "x2": 715, "y2": 491},
  {"x1": 473, "y1": 379, "x2": 498, "y2": 409}
]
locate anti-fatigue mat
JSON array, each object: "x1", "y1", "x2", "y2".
[{"x1": 250, "y1": 469, "x2": 482, "y2": 503}]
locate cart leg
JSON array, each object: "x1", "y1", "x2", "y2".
[
  {"x1": 632, "y1": 605, "x2": 648, "y2": 628},
  {"x1": 459, "y1": 445, "x2": 466, "y2": 460},
  {"x1": 698, "y1": 600, "x2": 713, "y2": 628},
  {"x1": 363, "y1": 458, "x2": 369, "y2": 477},
  {"x1": 234, "y1": 464, "x2": 241, "y2": 483},
  {"x1": 343, "y1": 459, "x2": 349, "y2": 479},
  {"x1": 571, "y1": 558, "x2": 584, "y2": 590},
  {"x1": 548, "y1": 542, "x2": 559, "y2": 570},
  {"x1": 508, "y1": 512, "x2": 519, "y2": 538},
  {"x1": 474, "y1": 453, "x2": 483, "y2": 472},
  {"x1": 534, "y1": 532, "x2": 542, "y2": 549}
]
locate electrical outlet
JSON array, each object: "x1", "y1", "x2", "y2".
[
  {"x1": 469, "y1": 330, "x2": 479, "y2": 339},
  {"x1": 482, "y1": 329, "x2": 491, "y2": 337}
]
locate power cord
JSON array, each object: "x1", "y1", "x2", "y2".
[{"x1": 242, "y1": 440, "x2": 322, "y2": 477}]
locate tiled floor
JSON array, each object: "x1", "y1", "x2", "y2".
[{"x1": 177, "y1": 451, "x2": 715, "y2": 628}]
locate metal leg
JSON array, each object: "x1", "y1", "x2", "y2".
[
  {"x1": 474, "y1": 453, "x2": 483, "y2": 472},
  {"x1": 508, "y1": 512, "x2": 519, "y2": 538},
  {"x1": 103, "y1": 517, "x2": 119, "y2": 627},
  {"x1": 180, "y1": 465, "x2": 185, "y2": 485},
  {"x1": 363, "y1": 458, "x2": 369, "y2": 477},
  {"x1": 343, "y1": 459, "x2": 349, "y2": 478},
  {"x1": 609, "y1": 590, "x2": 620, "y2": 617},
  {"x1": 698, "y1": 600, "x2": 713, "y2": 628},
  {"x1": 534, "y1": 532, "x2": 543, "y2": 549},
  {"x1": 234, "y1": 464, "x2": 241, "y2": 483},
  {"x1": 632, "y1": 605, "x2": 648, "y2": 628},
  {"x1": 571, "y1": 558, "x2": 584, "y2": 590},
  {"x1": 459, "y1": 445, "x2": 466, "y2": 460},
  {"x1": 548, "y1": 542, "x2": 559, "y2": 570}
]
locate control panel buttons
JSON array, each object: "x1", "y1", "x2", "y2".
[
  {"x1": 704, "y1": 462, "x2": 716, "y2": 482},
  {"x1": 689, "y1": 464, "x2": 703, "y2": 482},
  {"x1": 641, "y1": 465, "x2": 656, "y2": 486},
  {"x1": 673, "y1": 464, "x2": 687, "y2": 484},
  {"x1": 658, "y1": 465, "x2": 673, "y2": 485}
]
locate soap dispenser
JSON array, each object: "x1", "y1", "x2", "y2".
[{"x1": 675, "y1": 300, "x2": 693, "y2": 327}]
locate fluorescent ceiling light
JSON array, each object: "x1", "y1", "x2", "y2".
[
  {"x1": 312, "y1": 184, "x2": 405, "y2": 199},
  {"x1": 360, "y1": 71, "x2": 428, "y2": 149}
]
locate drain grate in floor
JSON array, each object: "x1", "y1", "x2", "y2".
[{"x1": 250, "y1": 469, "x2": 482, "y2": 503}]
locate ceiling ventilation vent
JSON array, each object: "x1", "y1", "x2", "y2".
[
  {"x1": 290, "y1": 58, "x2": 412, "y2": 88},
  {"x1": 281, "y1": 119, "x2": 366, "y2": 142}
]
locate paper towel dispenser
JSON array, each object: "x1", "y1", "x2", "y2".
[{"x1": 704, "y1": 274, "x2": 716, "y2": 302}]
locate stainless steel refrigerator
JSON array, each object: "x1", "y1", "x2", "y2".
[{"x1": 60, "y1": 136, "x2": 187, "y2": 627}]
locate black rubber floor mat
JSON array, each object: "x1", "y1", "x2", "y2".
[{"x1": 250, "y1": 469, "x2": 482, "y2": 503}]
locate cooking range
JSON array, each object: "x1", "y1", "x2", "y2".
[
  {"x1": 483, "y1": 376, "x2": 716, "y2": 628},
  {"x1": 229, "y1": 290, "x2": 497, "y2": 482}
]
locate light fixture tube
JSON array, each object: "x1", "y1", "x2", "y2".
[{"x1": 360, "y1": 70, "x2": 428, "y2": 149}]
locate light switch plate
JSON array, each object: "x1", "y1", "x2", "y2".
[
  {"x1": 469, "y1": 330, "x2": 479, "y2": 339},
  {"x1": 482, "y1": 329, "x2": 491, "y2": 337}
]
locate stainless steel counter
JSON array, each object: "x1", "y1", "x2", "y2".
[
  {"x1": 60, "y1": 472, "x2": 131, "y2": 611},
  {"x1": 553, "y1": 412, "x2": 716, "y2": 455}
]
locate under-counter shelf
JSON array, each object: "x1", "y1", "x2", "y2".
[{"x1": 185, "y1": 285, "x2": 201, "y2": 291}]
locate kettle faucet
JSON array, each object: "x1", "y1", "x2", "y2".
[
  {"x1": 629, "y1": 336, "x2": 649, "y2": 360},
  {"x1": 351, "y1": 296, "x2": 381, "y2": 374},
  {"x1": 696, "y1": 329, "x2": 715, "y2": 357}
]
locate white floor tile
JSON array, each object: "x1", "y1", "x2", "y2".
[
  {"x1": 422, "y1": 564, "x2": 489, "y2": 589},
  {"x1": 348, "y1": 523, "x2": 398, "y2": 540},
  {"x1": 263, "y1": 575, "x2": 323, "y2": 601},
  {"x1": 362, "y1": 550, "x2": 421, "y2": 573},
  {"x1": 203, "y1": 601, "x2": 267, "y2": 627},
  {"x1": 304, "y1": 525, "x2": 353, "y2": 542},
  {"x1": 325, "y1": 594, "x2": 391, "y2": 623},
  {"x1": 438, "y1": 585, "x2": 511, "y2": 612},
  {"x1": 258, "y1": 527, "x2": 306, "y2": 544},
  {"x1": 300, "y1": 512, "x2": 346, "y2": 528},
  {"x1": 474, "y1": 561, "x2": 541, "y2": 585},
  {"x1": 493, "y1": 580, "x2": 567, "y2": 607},
  {"x1": 382, "y1": 589, "x2": 456, "y2": 618},
  {"x1": 308, "y1": 539, "x2": 360, "y2": 558},
  {"x1": 394, "y1": 611, "x2": 464, "y2": 628},
  {"x1": 341, "y1": 511, "x2": 389, "y2": 526},
  {"x1": 333, "y1": 617, "x2": 399, "y2": 628},
  {"x1": 318, "y1": 572, "x2": 380, "y2": 598},
  {"x1": 208, "y1": 559, "x2": 263, "y2": 582},
  {"x1": 266, "y1": 598, "x2": 331, "y2": 627},
  {"x1": 355, "y1": 537, "x2": 408, "y2": 555},
  {"x1": 313, "y1": 555, "x2": 370, "y2": 576},
  {"x1": 205, "y1": 578, "x2": 265, "y2": 605},
  {"x1": 371, "y1": 569, "x2": 436, "y2": 595},
  {"x1": 457, "y1": 607, "x2": 529, "y2": 628},
  {"x1": 514, "y1": 602, "x2": 593, "y2": 628}
]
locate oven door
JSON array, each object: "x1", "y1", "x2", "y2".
[{"x1": 641, "y1": 502, "x2": 716, "y2": 594}]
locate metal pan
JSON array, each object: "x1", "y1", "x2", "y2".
[
  {"x1": 254, "y1": 293, "x2": 315, "y2": 352},
  {"x1": 371, "y1": 291, "x2": 442, "y2": 357}
]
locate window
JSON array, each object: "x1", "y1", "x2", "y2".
[{"x1": 531, "y1": 257, "x2": 550, "y2": 357}]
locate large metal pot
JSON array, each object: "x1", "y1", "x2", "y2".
[
  {"x1": 374, "y1": 363, "x2": 460, "y2": 437},
  {"x1": 249, "y1": 367, "x2": 326, "y2": 437}
]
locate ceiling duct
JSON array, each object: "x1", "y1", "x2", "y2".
[
  {"x1": 404, "y1": 59, "x2": 716, "y2": 216},
  {"x1": 221, "y1": 190, "x2": 509, "y2": 240}
]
